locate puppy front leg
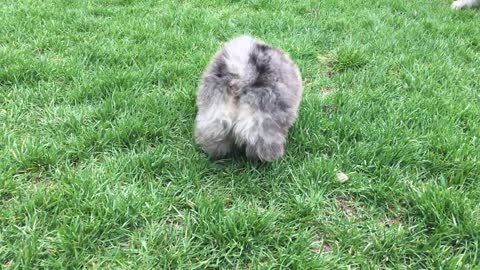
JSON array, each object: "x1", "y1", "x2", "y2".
[
  {"x1": 234, "y1": 107, "x2": 287, "y2": 162},
  {"x1": 195, "y1": 109, "x2": 234, "y2": 159}
]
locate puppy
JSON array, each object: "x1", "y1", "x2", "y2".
[
  {"x1": 452, "y1": 0, "x2": 480, "y2": 9},
  {"x1": 194, "y1": 35, "x2": 302, "y2": 161}
]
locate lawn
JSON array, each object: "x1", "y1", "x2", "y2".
[{"x1": 1, "y1": 0, "x2": 479, "y2": 268}]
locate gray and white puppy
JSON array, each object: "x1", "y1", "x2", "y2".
[
  {"x1": 194, "y1": 35, "x2": 302, "y2": 161},
  {"x1": 452, "y1": 0, "x2": 479, "y2": 9}
]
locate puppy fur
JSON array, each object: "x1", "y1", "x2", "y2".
[
  {"x1": 452, "y1": 0, "x2": 480, "y2": 9},
  {"x1": 194, "y1": 35, "x2": 302, "y2": 161}
]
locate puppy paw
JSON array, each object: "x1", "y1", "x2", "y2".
[
  {"x1": 450, "y1": 1, "x2": 463, "y2": 9},
  {"x1": 451, "y1": 1, "x2": 465, "y2": 9},
  {"x1": 198, "y1": 139, "x2": 233, "y2": 159},
  {"x1": 246, "y1": 140, "x2": 284, "y2": 162}
]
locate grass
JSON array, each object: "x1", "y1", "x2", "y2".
[{"x1": 1, "y1": 0, "x2": 479, "y2": 268}]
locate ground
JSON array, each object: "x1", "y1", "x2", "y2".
[{"x1": 1, "y1": 0, "x2": 479, "y2": 268}]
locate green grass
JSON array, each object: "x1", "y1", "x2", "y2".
[{"x1": 1, "y1": 0, "x2": 479, "y2": 268}]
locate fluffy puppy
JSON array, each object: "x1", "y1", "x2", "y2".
[
  {"x1": 451, "y1": 0, "x2": 480, "y2": 9},
  {"x1": 194, "y1": 35, "x2": 302, "y2": 161}
]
